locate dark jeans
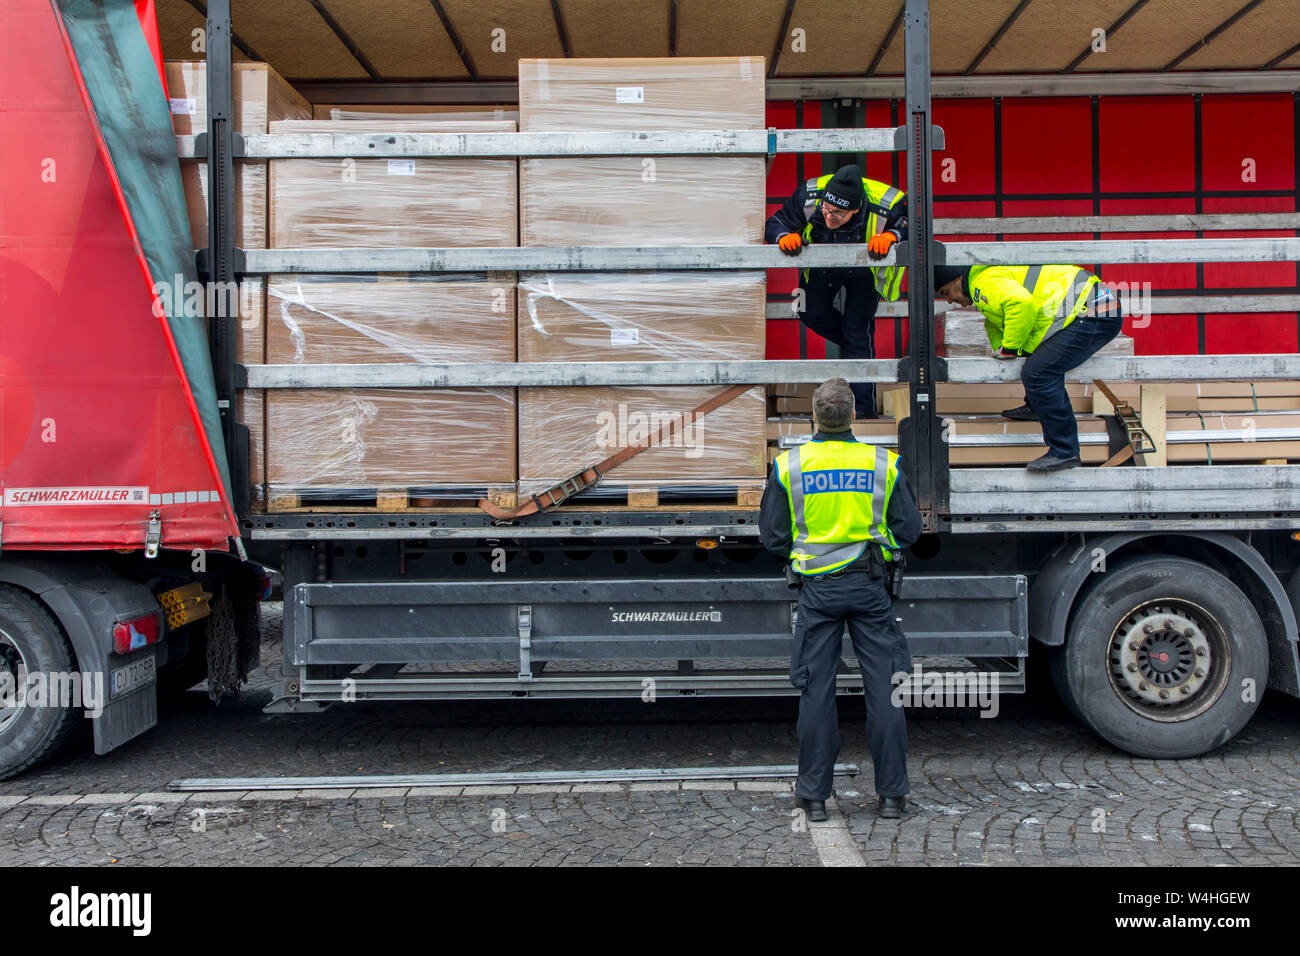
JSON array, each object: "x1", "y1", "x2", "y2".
[
  {"x1": 790, "y1": 570, "x2": 910, "y2": 801},
  {"x1": 1023, "y1": 313, "x2": 1124, "y2": 459},
  {"x1": 800, "y1": 269, "x2": 880, "y2": 417}
]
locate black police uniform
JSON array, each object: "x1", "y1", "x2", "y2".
[
  {"x1": 759, "y1": 429, "x2": 924, "y2": 802},
  {"x1": 765, "y1": 179, "x2": 908, "y2": 418}
]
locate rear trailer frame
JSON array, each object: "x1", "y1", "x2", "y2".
[{"x1": 193, "y1": 0, "x2": 1299, "y2": 718}]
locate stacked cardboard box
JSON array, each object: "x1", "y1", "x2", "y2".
[
  {"x1": 939, "y1": 305, "x2": 1136, "y2": 358},
  {"x1": 312, "y1": 104, "x2": 518, "y2": 123},
  {"x1": 262, "y1": 275, "x2": 516, "y2": 503},
  {"x1": 516, "y1": 58, "x2": 768, "y2": 498},
  {"x1": 263, "y1": 119, "x2": 520, "y2": 504},
  {"x1": 166, "y1": 61, "x2": 311, "y2": 506}
]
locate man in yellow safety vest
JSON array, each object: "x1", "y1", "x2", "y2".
[
  {"x1": 767, "y1": 164, "x2": 907, "y2": 419},
  {"x1": 935, "y1": 263, "x2": 1124, "y2": 471},
  {"x1": 760, "y1": 377, "x2": 923, "y2": 821}
]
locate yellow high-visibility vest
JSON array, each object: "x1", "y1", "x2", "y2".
[
  {"x1": 774, "y1": 437, "x2": 901, "y2": 576},
  {"x1": 968, "y1": 264, "x2": 1100, "y2": 353},
  {"x1": 800, "y1": 174, "x2": 906, "y2": 301}
]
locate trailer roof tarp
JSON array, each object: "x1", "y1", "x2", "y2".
[{"x1": 151, "y1": 0, "x2": 1300, "y2": 83}]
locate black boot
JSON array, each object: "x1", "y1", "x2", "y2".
[
  {"x1": 877, "y1": 796, "x2": 907, "y2": 819},
  {"x1": 795, "y1": 796, "x2": 828, "y2": 822},
  {"x1": 1001, "y1": 404, "x2": 1038, "y2": 421},
  {"x1": 1026, "y1": 451, "x2": 1081, "y2": 472}
]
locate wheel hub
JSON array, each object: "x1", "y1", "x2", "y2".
[
  {"x1": 0, "y1": 629, "x2": 29, "y2": 736},
  {"x1": 1108, "y1": 603, "x2": 1224, "y2": 718}
]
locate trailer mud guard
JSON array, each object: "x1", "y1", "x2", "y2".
[
  {"x1": 0, "y1": 558, "x2": 162, "y2": 753},
  {"x1": 1029, "y1": 531, "x2": 1300, "y2": 698}
]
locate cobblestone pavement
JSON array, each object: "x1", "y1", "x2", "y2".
[{"x1": 0, "y1": 604, "x2": 1297, "y2": 866}]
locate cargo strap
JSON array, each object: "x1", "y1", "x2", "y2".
[
  {"x1": 477, "y1": 384, "x2": 753, "y2": 521},
  {"x1": 1093, "y1": 379, "x2": 1159, "y2": 467}
]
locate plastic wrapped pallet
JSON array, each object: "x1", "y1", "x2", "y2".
[
  {"x1": 517, "y1": 58, "x2": 767, "y2": 498},
  {"x1": 165, "y1": 61, "x2": 311, "y2": 249},
  {"x1": 268, "y1": 120, "x2": 518, "y2": 249},
  {"x1": 517, "y1": 271, "x2": 767, "y2": 495},
  {"x1": 262, "y1": 274, "x2": 516, "y2": 505},
  {"x1": 518, "y1": 272, "x2": 766, "y2": 362}
]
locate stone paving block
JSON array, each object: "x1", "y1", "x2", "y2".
[
  {"x1": 23, "y1": 795, "x2": 79, "y2": 806},
  {"x1": 240, "y1": 790, "x2": 300, "y2": 801},
  {"x1": 460, "y1": 785, "x2": 518, "y2": 796},
  {"x1": 516, "y1": 784, "x2": 572, "y2": 794},
  {"x1": 682, "y1": 781, "x2": 735, "y2": 791},
  {"x1": 352, "y1": 788, "x2": 410, "y2": 799},
  {"x1": 406, "y1": 787, "x2": 462, "y2": 797},
  {"x1": 77, "y1": 793, "x2": 139, "y2": 804},
  {"x1": 295, "y1": 789, "x2": 355, "y2": 799},
  {"x1": 630, "y1": 782, "x2": 679, "y2": 792},
  {"x1": 571, "y1": 784, "x2": 622, "y2": 793},
  {"x1": 134, "y1": 793, "x2": 190, "y2": 804},
  {"x1": 738, "y1": 781, "x2": 793, "y2": 792}
]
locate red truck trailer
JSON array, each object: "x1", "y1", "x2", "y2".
[{"x1": 1, "y1": 0, "x2": 1298, "y2": 778}]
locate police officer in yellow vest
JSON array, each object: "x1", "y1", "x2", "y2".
[
  {"x1": 766, "y1": 165, "x2": 907, "y2": 419},
  {"x1": 935, "y1": 263, "x2": 1123, "y2": 471},
  {"x1": 760, "y1": 378, "x2": 923, "y2": 821}
]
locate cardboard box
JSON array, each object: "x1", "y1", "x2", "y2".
[
  {"x1": 940, "y1": 305, "x2": 1136, "y2": 357},
  {"x1": 518, "y1": 57, "x2": 765, "y2": 132},
  {"x1": 266, "y1": 274, "x2": 515, "y2": 365},
  {"x1": 268, "y1": 120, "x2": 518, "y2": 249},
  {"x1": 518, "y1": 386, "x2": 766, "y2": 491},
  {"x1": 518, "y1": 272, "x2": 764, "y2": 363},
  {"x1": 266, "y1": 388, "x2": 516, "y2": 490},
  {"x1": 165, "y1": 62, "x2": 311, "y2": 249},
  {"x1": 262, "y1": 274, "x2": 517, "y2": 492},
  {"x1": 234, "y1": 279, "x2": 266, "y2": 504}
]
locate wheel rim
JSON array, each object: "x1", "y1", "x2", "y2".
[
  {"x1": 0, "y1": 627, "x2": 29, "y2": 736},
  {"x1": 1107, "y1": 599, "x2": 1231, "y2": 722}
]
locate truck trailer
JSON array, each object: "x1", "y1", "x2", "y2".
[{"x1": 1, "y1": 0, "x2": 1298, "y2": 778}]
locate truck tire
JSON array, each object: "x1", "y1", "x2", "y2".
[
  {"x1": 0, "y1": 585, "x2": 82, "y2": 778},
  {"x1": 1054, "y1": 556, "x2": 1268, "y2": 759}
]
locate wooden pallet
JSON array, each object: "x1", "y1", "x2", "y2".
[
  {"x1": 521, "y1": 481, "x2": 766, "y2": 512},
  {"x1": 267, "y1": 485, "x2": 517, "y2": 513}
]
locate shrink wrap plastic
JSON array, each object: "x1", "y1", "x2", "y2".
[
  {"x1": 518, "y1": 272, "x2": 765, "y2": 363},
  {"x1": 268, "y1": 120, "x2": 518, "y2": 249},
  {"x1": 315, "y1": 105, "x2": 517, "y2": 122},
  {"x1": 166, "y1": 61, "x2": 311, "y2": 249},
  {"x1": 518, "y1": 386, "x2": 768, "y2": 494},
  {"x1": 517, "y1": 59, "x2": 767, "y2": 495},
  {"x1": 518, "y1": 58, "x2": 766, "y2": 132},
  {"x1": 262, "y1": 274, "x2": 516, "y2": 498}
]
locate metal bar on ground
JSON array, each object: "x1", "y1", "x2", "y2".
[
  {"x1": 244, "y1": 358, "x2": 901, "y2": 389},
  {"x1": 168, "y1": 764, "x2": 859, "y2": 791}
]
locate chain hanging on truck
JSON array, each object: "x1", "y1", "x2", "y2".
[{"x1": 477, "y1": 384, "x2": 752, "y2": 521}]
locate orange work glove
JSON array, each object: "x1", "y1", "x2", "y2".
[
  {"x1": 867, "y1": 232, "x2": 897, "y2": 259},
  {"x1": 777, "y1": 233, "x2": 803, "y2": 256}
]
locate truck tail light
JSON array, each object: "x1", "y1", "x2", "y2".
[
  {"x1": 113, "y1": 612, "x2": 161, "y2": 655},
  {"x1": 259, "y1": 572, "x2": 274, "y2": 601}
]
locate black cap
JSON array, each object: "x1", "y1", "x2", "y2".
[
  {"x1": 821, "y1": 164, "x2": 865, "y2": 210},
  {"x1": 933, "y1": 265, "x2": 969, "y2": 292}
]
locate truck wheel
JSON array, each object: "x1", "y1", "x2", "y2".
[
  {"x1": 0, "y1": 585, "x2": 82, "y2": 778},
  {"x1": 1055, "y1": 556, "x2": 1268, "y2": 759}
]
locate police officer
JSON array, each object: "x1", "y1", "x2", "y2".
[
  {"x1": 760, "y1": 377, "x2": 923, "y2": 821},
  {"x1": 766, "y1": 164, "x2": 907, "y2": 419},
  {"x1": 934, "y1": 263, "x2": 1123, "y2": 471}
]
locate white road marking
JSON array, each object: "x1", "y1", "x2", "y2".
[{"x1": 808, "y1": 799, "x2": 866, "y2": 867}]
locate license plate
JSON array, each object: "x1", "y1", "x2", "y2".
[{"x1": 110, "y1": 655, "x2": 156, "y2": 697}]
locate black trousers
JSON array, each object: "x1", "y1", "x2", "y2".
[
  {"x1": 790, "y1": 569, "x2": 910, "y2": 801},
  {"x1": 799, "y1": 268, "x2": 880, "y2": 417}
]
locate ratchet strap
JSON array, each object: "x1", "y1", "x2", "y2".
[
  {"x1": 1093, "y1": 379, "x2": 1159, "y2": 467},
  {"x1": 477, "y1": 384, "x2": 752, "y2": 521}
]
